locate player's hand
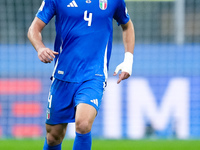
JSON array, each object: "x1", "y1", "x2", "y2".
[
  {"x1": 113, "y1": 62, "x2": 131, "y2": 84},
  {"x1": 113, "y1": 52, "x2": 133, "y2": 84},
  {"x1": 37, "y1": 47, "x2": 59, "y2": 63}
]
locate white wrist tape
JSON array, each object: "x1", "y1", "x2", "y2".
[{"x1": 114, "y1": 52, "x2": 133, "y2": 75}]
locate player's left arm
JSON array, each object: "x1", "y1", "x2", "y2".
[{"x1": 114, "y1": 19, "x2": 135, "y2": 84}]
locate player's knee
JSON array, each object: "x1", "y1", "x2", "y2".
[
  {"x1": 46, "y1": 133, "x2": 62, "y2": 146},
  {"x1": 46, "y1": 125, "x2": 65, "y2": 146},
  {"x1": 76, "y1": 120, "x2": 91, "y2": 134}
]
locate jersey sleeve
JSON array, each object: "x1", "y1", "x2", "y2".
[
  {"x1": 36, "y1": 0, "x2": 56, "y2": 24},
  {"x1": 113, "y1": 0, "x2": 130, "y2": 25}
]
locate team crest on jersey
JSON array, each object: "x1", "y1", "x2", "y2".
[
  {"x1": 46, "y1": 109, "x2": 50, "y2": 120},
  {"x1": 99, "y1": 0, "x2": 107, "y2": 10}
]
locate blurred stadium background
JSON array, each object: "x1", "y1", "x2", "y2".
[{"x1": 0, "y1": 0, "x2": 200, "y2": 142}]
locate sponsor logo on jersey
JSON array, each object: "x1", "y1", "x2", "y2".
[
  {"x1": 95, "y1": 74, "x2": 103, "y2": 77},
  {"x1": 58, "y1": 70, "x2": 64, "y2": 75},
  {"x1": 67, "y1": 0, "x2": 78, "y2": 7},
  {"x1": 90, "y1": 99, "x2": 98, "y2": 107},
  {"x1": 86, "y1": 0, "x2": 91, "y2": 3},
  {"x1": 99, "y1": 0, "x2": 107, "y2": 10}
]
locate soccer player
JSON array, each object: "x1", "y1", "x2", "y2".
[{"x1": 28, "y1": 0, "x2": 135, "y2": 149}]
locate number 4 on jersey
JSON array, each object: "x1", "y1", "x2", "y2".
[
  {"x1": 48, "y1": 94, "x2": 52, "y2": 108},
  {"x1": 84, "y1": 10, "x2": 92, "y2": 26}
]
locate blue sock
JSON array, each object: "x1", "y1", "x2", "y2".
[
  {"x1": 73, "y1": 132, "x2": 92, "y2": 150},
  {"x1": 43, "y1": 138, "x2": 62, "y2": 150}
]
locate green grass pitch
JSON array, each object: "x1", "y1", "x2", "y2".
[{"x1": 0, "y1": 139, "x2": 200, "y2": 150}]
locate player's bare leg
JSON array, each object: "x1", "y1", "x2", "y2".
[
  {"x1": 75, "y1": 103, "x2": 96, "y2": 133},
  {"x1": 45, "y1": 123, "x2": 68, "y2": 146},
  {"x1": 73, "y1": 103, "x2": 97, "y2": 150}
]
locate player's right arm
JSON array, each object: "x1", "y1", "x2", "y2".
[{"x1": 27, "y1": 17, "x2": 58, "y2": 63}]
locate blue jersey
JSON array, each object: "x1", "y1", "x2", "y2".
[{"x1": 37, "y1": 0, "x2": 130, "y2": 82}]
